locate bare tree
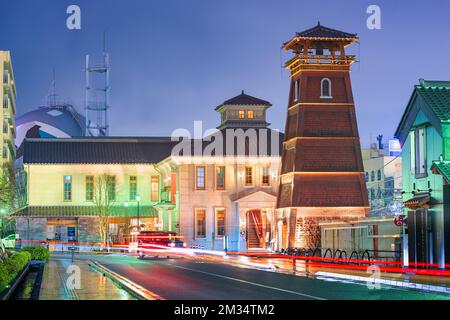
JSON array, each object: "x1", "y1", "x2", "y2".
[{"x1": 93, "y1": 174, "x2": 115, "y2": 249}]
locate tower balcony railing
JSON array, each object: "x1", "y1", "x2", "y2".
[{"x1": 286, "y1": 54, "x2": 356, "y2": 67}]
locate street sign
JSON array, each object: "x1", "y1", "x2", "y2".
[{"x1": 394, "y1": 215, "x2": 406, "y2": 226}]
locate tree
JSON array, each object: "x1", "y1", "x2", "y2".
[
  {"x1": 0, "y1": 163, "x2": 15, "y2": 240},
  {"x1": 0, "y1": 164, "x2": 15, "y2": 208},
  {"x1": 93, "y1": 174, "x2": 115, "y2": 249}
]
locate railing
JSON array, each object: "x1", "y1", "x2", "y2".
[
  {"x1": 159, "y1": 186, "x2": 174, "y2": 204},
  {"x1": 249, "y1": 211, "x2": 263, "y2": 247},
  {"x1": 287, "y1": 54, "x2": 356, "y2": 67},
  {"x1": 283, "y1": 247, "x2": 401, "y2": 264}
]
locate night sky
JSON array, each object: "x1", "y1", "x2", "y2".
[{"x1": 1, "y1": 0, "x2": 449, "y2": 147}]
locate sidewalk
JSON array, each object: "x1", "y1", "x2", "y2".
[{"x1": 39, "y1": 257, "x2": 135, "y2": 300}]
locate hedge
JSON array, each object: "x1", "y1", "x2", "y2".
[
  {"x1": 21, "y1": 246, "x2": 50, "y2": 261},
  {"x1": 0, "y1": 251, "x2": 31, "y2": 290}
]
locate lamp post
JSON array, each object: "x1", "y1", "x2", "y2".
[{"x1": 136, "y1": 194, "x2": 141, "y2": 232}]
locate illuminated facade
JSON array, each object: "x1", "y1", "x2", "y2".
[
  {"x1": 14, "y1": 92, "x2": 283, "y2": 252},
  {"x1": 277, "y1": 23, "x2": 369, "y2": 250},
  {"x1": 175, "y1": 91, "x2": 282, "y2": 252},
  {"x1": 362, "y1": 143, "x2": 403, "y2": 216},
  {"x1": 0, "y1": 51, "x2": 16, "y2": 173},
  {"x1": 14, "y1": 138, "x2": 178, "y2": 248},
  {"x1": 396, "y1": 79, "x2": 450, "y2": 269}
]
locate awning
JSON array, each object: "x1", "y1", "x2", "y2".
[
  {"x1": 431, "y1": 161, "x2": 450, "y2": 184},
  {"x1": 403, "y1": 194, "x2": 432, "y2": 210},
  {"x1": 11, "y1": 205, "x2": 159, "y2": 218}
]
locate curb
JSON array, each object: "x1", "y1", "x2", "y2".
[{"x1": 87, "y1": 260, "x2": 164, "y2": 300}]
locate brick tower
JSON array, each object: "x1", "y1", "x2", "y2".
[{"x1": 277, "y1": 23, "x2": 369, "y2": 250}]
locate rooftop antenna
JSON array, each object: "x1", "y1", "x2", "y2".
[
  {"x1": 45, "y1": 68, "x2": 58, "y2": 106},
  {"x1": 85, "y1": 32, "x2": 110, "y2": 136}
]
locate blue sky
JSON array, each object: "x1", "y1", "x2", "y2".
[{"x1": 1, "y1": 0, "x2": 450, "y2": 147}]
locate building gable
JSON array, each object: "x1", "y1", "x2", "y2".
[{"x1": 395, "y1": 80, "x2": 450, "y2": 145}]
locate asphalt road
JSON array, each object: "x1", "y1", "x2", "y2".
[{"x1": 91, "y1": 255, "x2": 450, "y2": 300}]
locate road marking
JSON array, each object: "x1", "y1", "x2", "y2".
[{"x1": 168, "y1": 264, "x2": 326, "y2": 300}]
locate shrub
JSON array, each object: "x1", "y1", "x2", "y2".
[
  {"x1": 21, "y1": 246, "x2": 50, "y2": 261},
  {"x1": 0, "y1": 264, "x2": 10, "y2": 289},
  {"x1": 0, "y1": 251, "x2": 31, "y2": 290}
]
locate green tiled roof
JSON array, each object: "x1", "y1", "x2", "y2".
[
  {"x1": 431, "y1": 161, "x2": 450, "y2": 184},
  {"x1": 12, "y1": 205, "x2": 159, "y2": 218},
  {"x1": 416, "y1": 80, "x2": 450, "y2": 121}
]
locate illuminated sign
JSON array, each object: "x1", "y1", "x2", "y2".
[{"x1": 389, "y1": 139, "x2": 401, "y2": 153}]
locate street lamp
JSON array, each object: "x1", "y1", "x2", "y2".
[{"x1": 136, "y1": 194, "x2": 141, "y2": 232}]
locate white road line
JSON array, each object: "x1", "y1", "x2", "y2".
[{"x1": 168, "y1": 264, "x2": 326, "y2": 300}]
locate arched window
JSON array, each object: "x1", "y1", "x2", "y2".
[
  {"x1": 371, "y1": 170, "x2": 375, "y2": 181},
  {"x1": 365, "y1": 172, "x2": 369, "y2": 182},
  {"x1": 320, "y1": 78, "x2": 332, "y2": 98},
  {"x1": 377, "y1": 170, "x2": 382, "y2": 180}
]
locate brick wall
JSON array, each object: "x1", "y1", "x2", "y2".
[
  {"x1": 78, "y1": 217, "x2": 100, "y2": 243},
  {"x1": 15, "y1": 217, "x2": 47, "y2": 241}
]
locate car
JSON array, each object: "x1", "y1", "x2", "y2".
[
  {"x1": 1, "y1": 234, "x2": 17, "y2": 249},
  {"x1": 136, "y1": 231, "x2": 185, "y2": 258}
]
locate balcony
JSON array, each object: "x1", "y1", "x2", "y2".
[{"x1": 156, "y1": 186, "x2": 176, "y2": 207}]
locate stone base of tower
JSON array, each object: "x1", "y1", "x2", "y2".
[{"x1": 276, "y1": 207, "x2": 368, "y2": 251}]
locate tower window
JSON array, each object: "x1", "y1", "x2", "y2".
[
  {"x1": 294, "y1": 79, "x2": 299, "y2": 102},
  {"x1": 245, "y1": 166, "x2": 253, "y2": 186},
  {"x1": 247, "y1": 110, "x2": 254, "y2": 119},
  {"x1": 238, "y1": 110, "x2": 245, "y2": 119},
  {"x1": 320, "y1": 78, "x2": 332, "y2": 98},
  {"x1": 63, "y1": 175, "x2": 72, "y2": 201}
]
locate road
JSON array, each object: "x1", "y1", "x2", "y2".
[{"x1": 88, "y1": 254, "x2": 450, "y2": 300}]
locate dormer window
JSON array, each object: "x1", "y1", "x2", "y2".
[
  {"x1": 320, "y1": 78, "x2": 332, "y2": 99},
  {"x1": 247, "y1": 110, "x2": 254, "y2": 119},
  {"x1": 238, "y1": 110, "x2": 245, "y2": 119}
]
